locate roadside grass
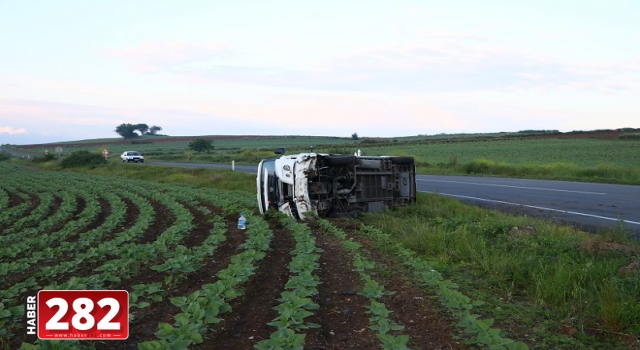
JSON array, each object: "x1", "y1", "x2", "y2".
[
  {"x1": 155, "y1": 153, "x2": 640, "y2": 185},
  {"x1": 164, "y1": 145, "x2": 640, "y2": 185},
  {"x1": 39, "y1": 161, "x2": 256, "y2": 192},
  {"x1": 31, "y1": 151, "x2": 640, "y2": 185},
  {"x1": 11, "y1": 134, "x2": 640, "y2": 184},
  {"x1": 361, "y1": 193, "x2": 640, "y2": 349},
  {"x1": 151, "y1": 151, "x2": 274, "y2": 167},
  {"x1": 365, "y1": 138, "x2": 640, "y2": 168}
]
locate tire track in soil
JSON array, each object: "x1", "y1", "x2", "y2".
[
  {"x1": 19, "y1": 195, "x2": 63, "y2": 232},
  {"x1": 92, "y1": 196, "x2": 136, "y2": 243},
  {"x1": 6, "y1": 196, "x2": 144, "y2": 350},
  {"x1": 199, "y1": 218, "x2": 296, "y2": 349},
  {"x1": 0, "y1": 195, "x2": 61, "y2": 244},
  {"x1": 0, "y1": 195, "x2": 66, "y2": 290},
  {"x1": 29, "y1": 197, "x2": 112, "y2": 277},
  {"x1": 136, "y1": 197, "x2": 176, "y2": 245},
  {"x1": 0, "y1": 195, "x2": 81, "y2": 290},
  {"x1": 10, "y1": 206, "x2": 243, "y2": 350},
  {"x1": 0, "y1": 191, "x2": 39, "y2": 230},
  {"x1": 30, "y1": 195, "x2": 85, "y2": 246},
  {"x1": 0, "y1": 196, "x2": 127, "y2": 292},
  {"x1": 78, "y1": 197, "x2": 111, "y2": 234},
  {"x1": 24, "y1": 192, "x2": 40, "y2": 212},
  {"x1": 68, "y1": 195, "x2": 176, "y2": 282},
  {"x1": 36, "y1": 195, "x2": 133, "y2": 271},
  {"x1": 4, "y1": 189, "x2": 24, "y2": 208},
  {"x1": 304, "y1": 228, "x2": 379, "y2": 350},
  {"x1": 342, "y1": 229, "x2": 465, "y2": 350},
  {"x1": 88, "y1": 212, "x2": 249, "y2": 350},
  {"x1": 178, "y1": 202, "x2": 222, "y2": 249},
  {"x1": 53, "y1": 195, "x2": 87, "y2": 244},
  {"x1": 39, "y1": 196, "x2": 144, "y2": 280}
]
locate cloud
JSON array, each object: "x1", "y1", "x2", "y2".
[
  {"x1": 101, "y1": 41, "x2": 231, "y2": 73},
  {"x1": 0, "y1": 126, "x2": 27, "y2": 135},
  {"x1": 173, "y1": 41, "x2": 640, "y2": 94}
]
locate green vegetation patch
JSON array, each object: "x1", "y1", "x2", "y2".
[
  {"x1": 619, "y1": 133, "x2": 640, "y2": 140},
  {"x1": 362, "y1": 193, "x2": 640, "y2": 349},
  {"x1": 59, "y1": 150, "x2": 107, "y2": 169}
]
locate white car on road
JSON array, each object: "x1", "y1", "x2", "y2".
[{"x1": 121, "y1": 151, "x2": 144, "y2": 163}]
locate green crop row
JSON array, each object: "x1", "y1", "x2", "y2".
[
  {"x1": 317, "y1": 219, "x2": 411, "y2": 350},
  {"x1": 149, "y1": 215, "x2": 227, "y2": 288},
  {"x1": 0, "y1": 186, "x2": 31, "y2": 230},
  {"x1": 0, "y1": 162, "x2": 273, "y2": 349},
  {"x1": 256, "y1": 215, "x2": 322, "y2": 350},
  {"x1": 139, "y1": 214, "x2": 273, "y2": 349},
  {"x1": 0, "y1": 186, "x2": 9, "y2": 210},
  {"x1": 353, "y1": 224, "x2": 530, "y2": 350}
]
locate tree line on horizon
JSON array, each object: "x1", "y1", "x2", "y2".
[{"x1": 115, "y1": 123, "x2": 163, "y2": 139}]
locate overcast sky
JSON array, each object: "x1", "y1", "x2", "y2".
[{"x1": 1, "y1": 1, "x2": 639, "y2": 145}]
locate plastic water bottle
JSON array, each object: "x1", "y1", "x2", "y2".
[{"x1": 238, "y1": 213, "x2": 246, "y2": 230}]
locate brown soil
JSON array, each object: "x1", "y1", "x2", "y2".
[
  {"x1": 98, "y1": 214, "x2": 251, "y2": 349},
  {"x1": 199, "y1": 218, "x2": 294, "y2": 349},
  {"x1": 136, "y1": 197, "x2": 176, "y2": 245},
  {"x1": 178, "y1": 203, "x2": 217, "y2": 249},
  {"x1": 8, "y1": 194, "x2": 64, "y2": 235},
  {"x1": 79, "y1": 197, "x2": 111, "y2": 234},
  {"x1": 52, "y1": 196, "x2": 86, "y2": 244},
  {"x1": 101, "y1": 196, "x2": 139, "y2": 240},
  {"x1": 8, "y1": 208, "x2": 465, "y2": 350},
  {"x1": 331, "y1": 225, "x2": 465, "y2": 350},
  {"x1": 36, "y1": 196, "x2": 139, "y2": 272},
  {"x1": 1, "y1": 195, "x2": 140, "y2": 294},
  {"x1": 618, "y1": 259, "x2": 640, "y2": 276},
  {"x1": 70, "y1": 195, "x2": 87, "y2": 221},
  {"x1": 0, "y1": 191, "x2": 39, "y2": 230},
  {"x1": 2, "y1": 188, "x2": 28, "y2": 217},
  {"x1": 578, "y1": 238, "x2": 640, "y2": 256},
  {"x1": 6, "y1": 190, "x2": 25, "y2": 207},
  {"x1": 0, "y1": 193, "x2": 42, "y2": 236},
  {"x1": 304, "y1": 231, "x2": 378, "y2": 349}
]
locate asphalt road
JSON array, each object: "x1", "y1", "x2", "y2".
[
  {"x1": 151, "y1": 161, "x2": 640, "y2": 236},
  {"x1": 0, "y1": 145, "x2": 32, "y2": 159},
  {"x1": 418, "y1": 176, "x2": 640, "y2": 236}
]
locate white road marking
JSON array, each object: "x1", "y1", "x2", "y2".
[
  {"x1": 419, "y1": 191, "x2": 640, "y2": 226},
  {"x1": 417, "y1": 179, "x2": 605, "y2": 195}
]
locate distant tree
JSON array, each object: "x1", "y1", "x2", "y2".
[
  {"x1": 351, "y1": 133, "x2": 359, "y2": 140},
  {"x1": 115, "y1": 123, "x2": 161, "y2": 138},
  {"x1": 188, "y1": 139, "x2": 214, "y2": 153},
  {"x1": 517, "y1": 129, "x2": 560, "y2": 134},
  {"x1": 148, "y1": 126, "x2": 162, "y2": 135},
  {"x1": 115, "y1": 124, "x2": 139, "y2": 139},
  {"x1": 135, "y1": 124, "x2": 149, "y2": 135}
]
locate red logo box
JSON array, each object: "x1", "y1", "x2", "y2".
[{"x1": 37, "y1": 290, "x2": 129, "y2": 340}]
